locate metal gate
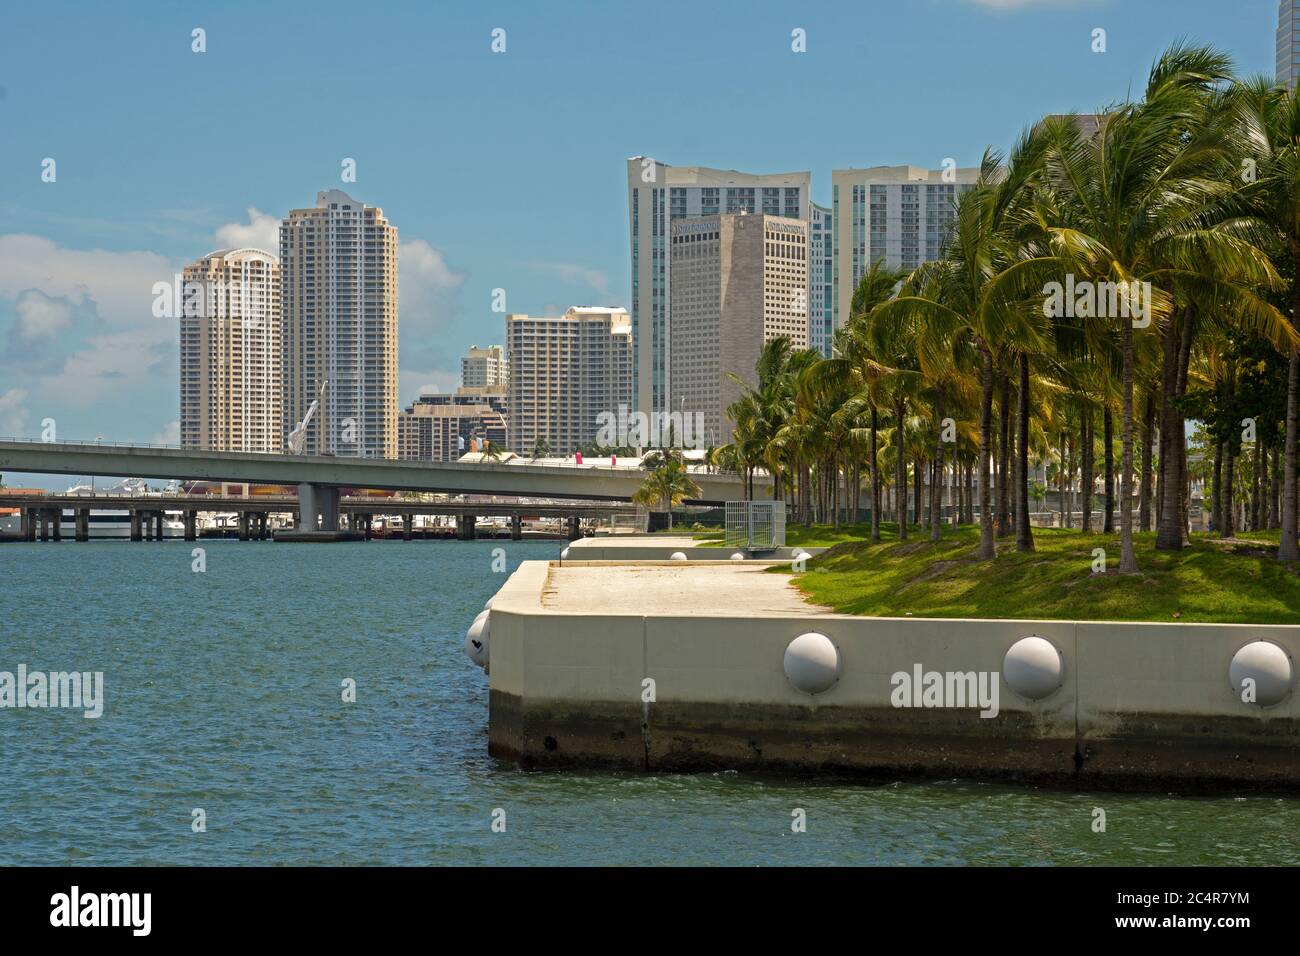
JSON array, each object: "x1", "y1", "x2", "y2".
[{"x1": 724, "y1": 500, "x2": 786, "y2": 551}]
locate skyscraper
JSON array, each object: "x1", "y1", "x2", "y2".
[
  {"x1": 626, "y1": 158, "x2": 811, "y2": 416},
  {"x1": 179, "y1": 248, "x2": 281, "y2": 452},
  {"x1": 505, "y1": 307, "x2": 633, "y2": 455},
  {"x1": 669, "y1": 213, "x2": 808, "y2": 445},
  {"x1": 280, "y1": 189, "x2": 398, "y2": 458},
  {"x1": 831, "y1": 165, "x2": 979, "y2": 333},
  {"x1": 1279, "y1": 1, "x2": 1300, "y2": 89}
]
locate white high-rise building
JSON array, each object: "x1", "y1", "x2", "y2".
[
  {"x1": 280, "y1": 189, "x2": 399, "y2": 458},
  {"x1": 831, "y1": 165, "x2": 978, "y2": 332},
  {"x1": 627, "y1": 158, "x2": 811, "y2": 415},
  {"x1": 179, "y1": 248, "x2": 281, "y2": 452},
  {"x1": 1280, "y1": 1, "x2": 1300, "y2": 88},
  {"x1": 669, "y1": 214, "x2": 808, "y2": 446},
  {"x1": 461, "y1": 345, "x2": 507, "y2": 389},
  {"x1": 505, "y1": 307, "x2": 633, "y2": 456}
]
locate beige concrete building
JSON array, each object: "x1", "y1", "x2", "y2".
[
  {"x1": 627, "y1": 158, "x2": 811, "y2": 416},
  {"x1": 831, "y1": 165, "x2": 979, "y2": 331},
  {"x1": 179, "y1": 248, "x2": 282, "y2": 452},
  {"x1": 461, "y1": 345, "x2": 507, "y2": 389},
  {"x1": 280, "y1": 189, "x2": 399, "y2": 458},
  {"x1": 669, "y1": 213, "x2": 808, "y2": 445},
  {"x1": 505, "y1": 307, "x2": 633, "y2": 456}
]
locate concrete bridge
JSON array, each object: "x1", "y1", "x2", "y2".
[
  {"x1": 0, "y1": 439, "x2": 766, "y2": 537},
  {"x1": 0, "y1": 492, "x2": 643, "y2": 542}
]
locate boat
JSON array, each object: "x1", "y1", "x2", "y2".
[{"x1": 55, "y1": 478, "x2": 186, "y2": 539}]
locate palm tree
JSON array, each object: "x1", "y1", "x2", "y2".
[{"x1": 632, "y1": 449, "x2": 701, "y2": 530}]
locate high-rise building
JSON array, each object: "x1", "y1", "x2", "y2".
[
  {"x1": 809, "y1": 203, "x2": 834, "y2": 357},
  {"x1": 1280, "y1": 1, "x2": 1300, "y2": 89},
  {"x1": 505, "y1": 307, "x2": 633, "y2": 455},
  {"x1": 461, "y1": 344, "x2": 507, "y2": 389},
  {"x1": 626, "y1": 158, "x2": 811, "y2": 415},
  {"x1": 280, "y1": 189, "x2": 398, "y2": 458},
  {"x1": 669, "y1": 213, "x2": 808, "y2": 446},
  {"x1": 179, "y1": 248, "x2": 281, "y2": 452},
  {"x1": 831, "y1": 165, "x2": 978, "y2": 332},
  {"x1": 398, "y1": 390, "x2": 507, "y2": 462}
]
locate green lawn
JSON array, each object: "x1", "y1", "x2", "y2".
[{"x1": 776, "y1": 523, "x2": 1300, "y2": 624}]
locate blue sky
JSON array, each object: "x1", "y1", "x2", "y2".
[{"x1": 0, "y1": 0, "x2": 1283, "y2": 454}]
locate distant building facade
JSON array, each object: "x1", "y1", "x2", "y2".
[
  {"x1": 831, "y1": 165, "x2": 978, "y2": 331},
  {"x1": 179, "y1": 248, "x2": 282, "y2": 452},
  {"x1": 461, "y1": 344, "x2": 507, "y2": 389},
  {"x1": 280, "y1": 189, "x2": 398, "y2": 458},
  {"x1": 398, "y1": 390, "x2": 507, "y2": 462},
  {"x1": 809, "y1": 202, "x2": 834, "y2": 357},
  {"x1": 669, "y1": 213, "x2": 808, "y2": 445},
  {"x1": 1281, "y1": 0, "x2": 1300, "y2": 89},
  {"x1": 626, "y1": 158, "x2": 811, "y2": 415},
  {"x1": 505, "y1": 307, "x2": 633, "y2": 455}
]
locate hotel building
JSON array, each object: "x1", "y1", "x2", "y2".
[
  {"x1": 461, "y1": 344, "x2": 508, "y2": 389},
  {"x1": 668, "y1": 213, "x2": 808, "y2": 445},
  {"x1": 831, "y1": 165, "x2": 978, "y2": 332},
  {"x1": 626, "y1": 158, "x2": 811, "y2": 415},
  {"x1": 505, "y1": 307, "x2": 633, "y2": 455},
  {"x1": 179, "y1": 248, "x2": 282, "y2": 452},
  {"x1": 280, "y1": 189, "x2": 399, "y2": 458}
]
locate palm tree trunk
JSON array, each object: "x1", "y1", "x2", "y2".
[
  {"x1": 1155, "y1": 314, "x2": 1183, "y2": 550},
  {"x1": 1280, "y1": 342, "x2": 1299, "y2": 560},
  {"x1": 997, "y1": 372, "x2": 1012, "y2": 537},
  {"x1": 914, "y1": 457, "x2": 924, "y2": 535},
  {"x1": 896, "y1": 397, "x2": 908, "y2": 540},
  {"x1": 870, "y1": 405, "x2": 881, "y2": 543},
  {"x1": 1119, "y1": 319, "x2": 1137, "y2": 572},
  {"x1": 978, "y1": 349, "x2": 995, "y2": 557},
  {"x1": 931, "y1": 388, "x2": 945, "y2": 542},
  {"x1": 1081, "y1": 411, "x2": 1093, "y2": 533},
  {"x1": 1223, "y1": 448, "x2": 1236, "y2": 539},
  {"x1": 1211, "y1": 441, "x2": 1222, "y2": 533},
  {"x1": 1016, "y1": 354, "x2": 1034, "y2": 552},
  {"x1": 1139, "y1": 392, "x2": 1154, "y2": 532},
  {"x1": 1103, "y1": 408, "x2": 1114, "y2": 533}
]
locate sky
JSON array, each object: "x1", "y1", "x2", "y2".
[{"x1": 0, "y1": 0, "x2": 1285, "y2": 458}]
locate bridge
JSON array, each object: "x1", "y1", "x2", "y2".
[{"x1": 0, "y1": 439, "x2": 767, "y2": 538}]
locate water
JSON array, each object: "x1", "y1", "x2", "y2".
[{"x1": 2, "y1": 540, "x2": 1298, "y2": 866}]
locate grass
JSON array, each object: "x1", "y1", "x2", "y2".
[{"x1": 766, "y1": 523, "x2": 1300, "y2": 624}]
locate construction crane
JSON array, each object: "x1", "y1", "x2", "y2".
[{"x1": 286, "y1": 380, "x2": 327, "y2": 455}]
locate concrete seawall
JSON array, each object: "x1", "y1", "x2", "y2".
[{"x1": 484, "y1": 560, "x2": 1300, "y2": 791}]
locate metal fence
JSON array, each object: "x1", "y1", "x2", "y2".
[{"x1": 724, "y1": 500, "x2": 786, "y2": 551}]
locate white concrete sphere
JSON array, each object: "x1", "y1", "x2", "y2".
[
  {"x1": 1002, "y1": 636, "x2": 1063, "y2": 700},
  {"x1": 783, "y1": 632, "x2": 841, "y2": 695},
  {"x1": 1230, "y1": 641, "x2": 1293, "y2": 707},
  {"x1": 464, "y1": 610, "x2": 490, "y2": 668},
  {"x1": 794, "y1": 551, "x2": 812, "y2": 561},
  {"x1": 730, "y1": 552, "x2": 745, "y2": 561},
  {"x1": 560, "y1": 547, "x2": 570, "y2": 560},
  {"x1": 670, "y1": 551, "x2": 688, "y2": 561}
]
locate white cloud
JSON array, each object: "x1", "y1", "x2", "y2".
[
  {"x1": 527, "y1": 261, "x2": 611, "y2": 298},
  {"x1": 399, "y1": 239, "x2": 467, "y2": 317},
  {"x1": 150, "y1": 419, "x2": 180, "y2": 445},
  {"x1": 38, "y1": 328, "x2": 175, "y2": 407},
  {"x1": 214, "y1": 207, "x2": 280, "y2": 255},
  {"x1": 0, "y1": 234, "x2": 176, "y2": 331},
  {"x1": 14, "y1": 289, "x2": 75, "y2": 339},
  {"x1": 0, "y1": 387, "x2": 29, "y2": 437}
]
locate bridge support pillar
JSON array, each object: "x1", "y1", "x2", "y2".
[
  {"x1": 155, "y1": 512, "x2": 164, "y2": 540},
  {"x1": 458, "y1": 514, "x2": 477, "y2": 541},
  {"x1": 297, "y1": 483, "x2": 317, "y2": 531},
  {"x1": 238, "y1": 511, "x2": 250, "y2": 541},
  {"x1": 130, "y1": 510, "x2": 142, "y2": 542},
  {"x1": 403, "y1": 514, "x2": 413, "y2": 541},
  {"x1": 511, "y1": 514, "x2": 522, "y2": 541},
  {"x1": 49, "y1": 508, "x2": 62, "y2": 542},
  {"x1": 319, "y1": 487, "x2": 340, "y2": 532},
  {"x1": 21, "y1": 508, "x2": 34, "y2": 541},
  {"x1": 184, "y1": 511, "x2": 197, "y2": 541},
  {"x1": 567, "y1": 516, "x2": 582, "y2": 540},
  {"x1": 362, "y1": 514, "x2": 373, "y2": 541},
  {"x1": 75, "y1": 508, "x2": 89, "y2": 542}
]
